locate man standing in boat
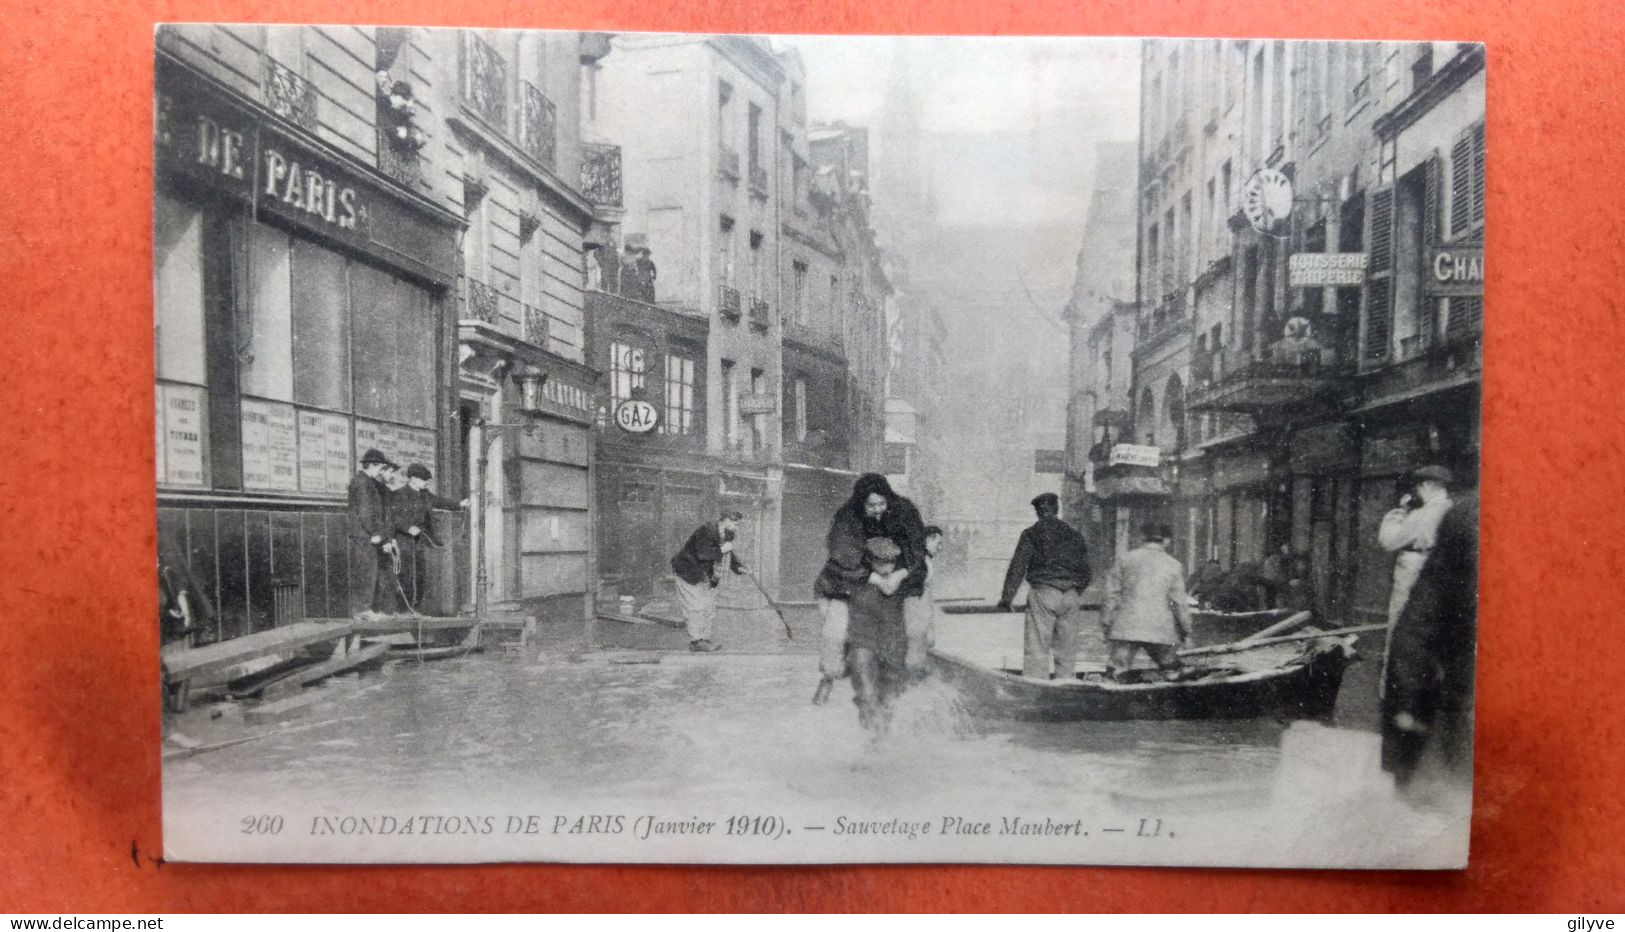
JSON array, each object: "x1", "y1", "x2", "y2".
[
  {"x1": 670, "y1": 509, "x2": 747, "y2": 652},
  {"x1": 997, "y1": 492, "x2": 1092, "y2": 679},
  {"x1": 348, "y1": 448, "x2": 397, "y2": 621},
  {"x1": 1101, "y1": 524, "x2": 1194, "y2": 682}
]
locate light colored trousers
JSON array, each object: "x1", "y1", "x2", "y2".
[
  {"x1": 1024, "y1": 585, "x2": 1083, "y2": 678},
  {"x1": 676, "y1": 577, "x2": 717, "y2": 641},
  {"x1": 819, "y1": 594, "x2": 932, "y2": 677}
]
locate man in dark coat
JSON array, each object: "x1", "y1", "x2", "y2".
[
  {"x1": 998, "y1": 492, "x2": 1093, "y2": 679},
  {"x1": 1381, "y1": 490, "x2": 1478, "y2": 800},
  {"x1": 670, "y1": 510, "x2": 746, "y2": 652},
  {"x1": 348, "y1": 448, "x2": 396, "y2": 618},
  {"x1": 393, "y1": 463, "x2": 468, "y2": 612},
  {"x1": 811, "y1": 473, "x2": 927, "y2": 703}
]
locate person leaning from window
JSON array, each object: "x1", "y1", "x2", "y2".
[
  {"x1": 997, "y1": 492, "x2": 1092, "y2": 680},
  {"x1": 670, "y1": 509, "x2": 746, "y2": 653}
]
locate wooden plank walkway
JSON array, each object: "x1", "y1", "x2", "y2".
[{"x1": 160, "y1": 620, "x2": 354, "y2": 683}]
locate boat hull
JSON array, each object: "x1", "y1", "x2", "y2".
[{"x1": 927, "y1": 643, "x2": 1354, "y2": 723}]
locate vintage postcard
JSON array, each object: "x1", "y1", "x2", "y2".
[{"x1": 154, "y1": 26, "x2": 1484, "y2": 867}]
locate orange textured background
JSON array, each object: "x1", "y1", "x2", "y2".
[{"x1": 2, "y1": 0, "x2": 1623, "y2": 913}]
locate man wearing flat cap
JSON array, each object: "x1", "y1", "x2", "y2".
[
  {"x1": 393, "y1": 464, "x2": 469, "y2": 611},
  {"x1": 998, "y1": 492, "x2": 1093, "y2": 679},
  {"x1": 1378, "y1": 465, "x2": 1456, "y2": 630},
  {"x1": 670, "y1": 509, "x2": 747, "y2": 652},
  {"x1": 349, "y1": 448, "x2": 396, "y2": 619}
]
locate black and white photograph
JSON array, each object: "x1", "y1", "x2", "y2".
[{"x1": 153, "y1": 26, "x2": 1485, "y2": 867}]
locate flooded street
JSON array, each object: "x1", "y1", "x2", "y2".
[{"x1": 162, "y1": 607, "x2": 1462, "y2": 867}]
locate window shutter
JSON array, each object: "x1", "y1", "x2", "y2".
[
  {"x1": 1421, "y1": 156, "x2": 1442, "y2": 345},
  {"x1": 1449, "y1": 134, "x2": 1472, "y2": 237},
  {"x1": 1364, "y1": 186, "x2": 1395, "y2": 361},
  {"x1": 1368, "y1": 187, "x2": 1395, "y2": 275},
  {"x1": 1471, "y1": 122, "x2": 1487, "y2": 237}
]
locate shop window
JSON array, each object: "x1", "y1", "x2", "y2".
[
  {"x1": 663, "y1": 353, "x2": 695, "y2": 436},
  {"x1": 240, "y1": 225, "x2": 294, "y2": 402},
  {"x1": 721, "y1": 358, "x2": 738, "y2": 447},
  {"x1": 291, "y1": 240, "x2": 351, "y2": 411},
  {"x1": 155, "y1": 194, "x2": 207, "y2": 386},
  {"x1": 351, "y1": 264, "x2": 435, "y2": 427}
]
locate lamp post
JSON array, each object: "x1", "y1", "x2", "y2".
[{"x1": 469, "y1": 365, "x2": 548, "y2": 623}]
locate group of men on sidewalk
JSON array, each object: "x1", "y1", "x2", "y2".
[{"x1": 348, "y1": 447, "x2": 467, "y2": 620}]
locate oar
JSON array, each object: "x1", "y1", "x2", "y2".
[
  {"x1": 741, "y1": 570, "x2": 794, "y2": 639},
  {"x1": 1235, "y1": 610, "x2": 1313, "y2": 644},
  {"x1": 1177, "y1": 622, "x2": 1389, "y2": 658}
]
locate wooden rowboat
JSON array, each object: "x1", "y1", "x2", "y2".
[{"x1": 926, "y1": 636, "x2": 1357, "y2": 723}]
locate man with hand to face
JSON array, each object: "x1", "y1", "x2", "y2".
[{"x1": 671, "y1": 509, "x2": 746, "y2": 652}]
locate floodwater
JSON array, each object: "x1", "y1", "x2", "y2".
[{"x1": 162, "y1": 607, "x2": 1469, "y2": 867}]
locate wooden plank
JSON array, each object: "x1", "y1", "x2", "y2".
[
  {"x1": 341, "y1": 614, "x2": 478, "y2": 635},
  {"x1": 259, "y1": 642, "x2": 390, "y2": 700},
  {"x1": 1177, "y1": 623, "x2": 1388, "y2": 658},
  {"x1": 1236, "y1": 610, "x2": 1313, "y2": 644},
  {"x1": 162, "y1": 620, "x2": 353, "y2": 681}
]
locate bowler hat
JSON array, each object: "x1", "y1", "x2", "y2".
[
  {"x1": 361, "y1": 448, "x2": 389, "y2": 466},
  {"x1": 406, "y1": 464, "x2": 433, "y2": 481},
  {"x1": 1411, "y1": 465, "x2": 1454, "y2": 485},
  {"x1": 865, "y1": 537, "x2": 902, "y2": 562}
]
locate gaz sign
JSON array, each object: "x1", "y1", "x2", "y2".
[{"x1": 613, "y1": 398, "x2": 660, "y2": 434}]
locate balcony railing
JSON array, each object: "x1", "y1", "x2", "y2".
[
  {"x1": 1187, "y1": 341, "x2": 1346, "y2": 413},
  {"x1": 523, "y1": 303, "x2": 548, "y2": 348},
  {"x1": 520, "y1": 81, "x2": 557, "y2": 171},
  {"x1": 718, "y1": 285, "x2": 742, "y2": 321},
  {"x1": 580, "y1": 143, "x2": 622, "y2": 207},
  {"x1": 264, "y1": 57, "x2": 317, "y2": 132},
  {"x1": 718, "y1": 145, "x2": 741, "y2": 182},
  {"x1": 460, "y1": 33, "x2": 508, "y2": 129},
  {"x1": 463, "y1": 278, "x2": 500, "y2": 325},
  {"x1": 748, "y1": 297, "x2": 771, "y2": 332}
]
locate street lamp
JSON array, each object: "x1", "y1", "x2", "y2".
[{"x1": 470, "y1": 365, "x2": 548, "y2": 624}]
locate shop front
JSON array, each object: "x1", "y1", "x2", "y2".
[{"x1": 155, "y1": 54, "x2": 462, "y2": 640}]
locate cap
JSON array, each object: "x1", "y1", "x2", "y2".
[
  {"x1": 1031, "y1": 492, "x2": 1060, "y2": 510},
  {"x1": 1412, "y1": 465, "x2": 1454, "y2": 485},
  {"x1": 360, "y1": 448, "x2": 389, "y2": 466},
  {"x1": 406, "y1": 464, "x2": 433, "y2": 481},
  {"x1": 865, "y1": 537, "x2": 902, "y2": 562}
]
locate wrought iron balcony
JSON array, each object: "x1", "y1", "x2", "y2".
[
  {"x1": 523, "y1": 303, "x2": 549, "y2": 348},
  {"x1": 462, "y1": 278, "x2": 500, "y2": 325},
  {"x1": 580, "y1": 143, "x2": 622, "y2": 207},
  {"x1": 264, "y1": 57, "x2": 317, "y2": 132},
  {"x1": 718, "y1": 285, "x2": 742, "y2": 321},
  {"x1": 1187, "y1": 340, "x2": 1346, "y2": 412},
  {"x1": 460, "y1": 33, "x2": 508, "y2": 129},
  {"x1": 748, "y1": 297, "x2": 771, "y2": 332},
  {"x1": 520, "y1": 81, "x2": 557, "y2": 171},
  {"x1": 718, "y1": 145, "x2": 741, "y2": 182}
]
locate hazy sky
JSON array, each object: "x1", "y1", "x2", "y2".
[{"x1": 774, "y1": 35, "x2": 1141, "y2": 227}]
